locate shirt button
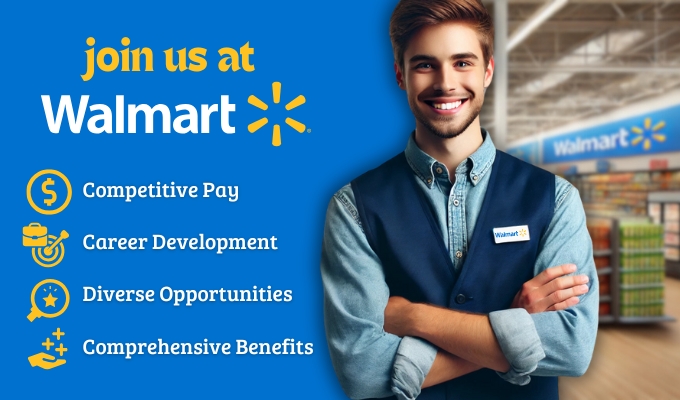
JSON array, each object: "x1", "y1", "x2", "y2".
[
  {"x1": 455, "y1": 294, "x2": 467, "y2": 304},
  {"x1": 455, "y1": 250, "x2": 463, "y2": 258},
  {"x1": 472, "y1": 175, "x2": 478, "y2": 181},
  {"x1": 453, "y1": 199, "x2": 460, "y2": 207},
  {"x1": 427, "y1": 178, "x2": 432, "y2": 184},
  {"x1": 436, "y1": 167, "x2": 443, "y2": 174}
]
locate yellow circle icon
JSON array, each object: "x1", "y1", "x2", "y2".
[
  {"x1": 27, "y1": 279, "x2": 70, "y2": 322},
  {"x1": 26, "y1": 169, "x2": 72, "y2": 215}
]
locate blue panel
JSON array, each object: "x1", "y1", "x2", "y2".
[
  {"x1": 507, "y1": 141, "x2": 540, "y2": 165},
  {"x1": 543, "y1": 105, "x2": 680, "y2": 163}
]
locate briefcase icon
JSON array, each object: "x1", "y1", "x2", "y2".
[{"x1": 23, "y1": 223, "x2": 48, "y2": 247}]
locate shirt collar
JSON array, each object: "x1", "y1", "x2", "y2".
[{"x1": 404, "y1": 128, "x2": 497, "y2": 188}]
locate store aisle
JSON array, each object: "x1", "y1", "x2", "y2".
[{"x1": 560, "y1": 277, "x2": 680, "y2": 399}]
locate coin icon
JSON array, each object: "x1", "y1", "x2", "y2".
[{"x1": 27, "y1": 170, "x2": 72, "y2": 215}]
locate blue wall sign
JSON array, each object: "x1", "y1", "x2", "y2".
[
  {"x1": 542, "y1": 104, "x2": 680, "y2": 163},
  {"x1": 507, "y1": 141, "x2": 540, "y2": 165}
]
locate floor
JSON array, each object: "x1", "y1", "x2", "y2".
[{"x1": 560, "y1": 277, "x2": 680, "y2": 399}]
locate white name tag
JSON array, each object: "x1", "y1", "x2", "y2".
[{"x1": 493, "y1": 225, "x2": 530, "y2": 244}]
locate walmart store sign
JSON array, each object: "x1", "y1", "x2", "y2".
[{"x1": 542, "y1": 104, "x2": 680, "y2": 163}]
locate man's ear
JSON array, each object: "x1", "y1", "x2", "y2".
[
  {"x1": 484, "y1": 56, "x2": 495, "y2": 88},
  {"x1": 394, "y1": 62, "x2": 405, "y2": 90}
]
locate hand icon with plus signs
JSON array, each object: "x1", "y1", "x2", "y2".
[{"x1": 28, "y1": 352, "x2": 66, "y2": 369}]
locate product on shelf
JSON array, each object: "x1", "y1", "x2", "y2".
[
  {"x1": 586, "y1": 219, "x2": 613, "y2": 318},
  {"x1": 620, "y1": 252, "x2": 665, "y2": 270},
  {"x1": 665, "y1": 203, "x2": 679, "y2": 220},
  {"x1": 599, "y1": 302, "x2": 611, "y2": 316},
  {"x1": 599, "y1": 275, "x2": 610, "y2": 295},
  {"x1": 567, "y1": 170, "x2": 680, "y2": 216},
  {"x1": 619, "y1": 224, "x2": 664, "y2": 248},
  {"x1": 618, "y1": 221, "x2": 666, "y2": 318},
  {"x1": 594, "y1": 256, "x2": 609, "y2": 268},
  {"x1": 588, "y1": 221, "x2": 611, "y2": 251},
  {"x1": 665, "y1": 247, "x2": 680, "y2": 262}
]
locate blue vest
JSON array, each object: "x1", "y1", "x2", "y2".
[{"x1": 351, "y1": 150, "x2": 557, "y2": 400}]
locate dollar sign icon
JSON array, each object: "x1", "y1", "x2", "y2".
[
  {"x1": 27, "y1": 170, "x2": 72, "y2": 215},
  {"x1": 42, "y1": 178, "x2": 57, "y2": 206}
]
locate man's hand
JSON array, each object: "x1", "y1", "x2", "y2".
[
  {"x1": 511, "y1": 263, "x2": 589, "y2": 313},
  {"x1": 383, "y1": 296, "x2": 415, "y2": 337}
]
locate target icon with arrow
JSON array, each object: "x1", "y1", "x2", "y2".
[{"x1": 22, "y1": 223, "x2": 69, "y2": 268}]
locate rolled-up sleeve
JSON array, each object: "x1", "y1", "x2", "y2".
[
  {"x1": 488, "y1": 176, "x2": 599, "y2": 383},
  {"x1": 321, "y1": 184, "x2": 437, "y2": 399},
  {"x1": 392, "y1": 337, "x2": 437, "y2": 400},
  {"x1": 488, "y1": 308, "x2": 545, "y2": 385}
]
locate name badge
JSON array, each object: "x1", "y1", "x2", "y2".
[{"x1": 493, "y1": 225, "x2": 530, "y2": 244}]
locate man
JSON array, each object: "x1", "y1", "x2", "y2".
[{"x1": 321, "y1": 1, "x2": 598, "y2": 399}]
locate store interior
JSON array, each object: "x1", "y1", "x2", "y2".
[{"x1": 482, "y1": 1, "x2": 680, "y2": 398}]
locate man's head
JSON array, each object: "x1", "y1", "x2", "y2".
[{"x1": 390, "y1": 0, "x2": 495, "y2": 139}]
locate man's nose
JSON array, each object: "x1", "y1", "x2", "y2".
[{"x1": 433, "y1": 67, "x2": 458, "y2": 93}]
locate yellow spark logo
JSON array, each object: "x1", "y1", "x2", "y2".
[
  {"x1": 519, "y1": 228, "x2": 528, "y2": 238},
  {"x1": 631, "y1": 117, "x2": 666, "y2": 151},
  {"x1": 247, "y1": 82, "x2": 306, "y2": 146}
]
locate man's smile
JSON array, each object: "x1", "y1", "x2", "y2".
[{"x1": 423, "y1": 97, "x2": 469, "y2": 115}]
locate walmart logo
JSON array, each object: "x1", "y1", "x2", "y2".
[
  {"x1": 519, "y1": 228, "x2": 528, "y2": 238},
  {"x1": 247, "y1": 82, "x2": 306, "y2": 146},
  {"x1": 631, "y1": 117, "x2": 666, "y2": 151},
  {"x1": 552, "y1": 116, "x2": 667, "y2": 157}
]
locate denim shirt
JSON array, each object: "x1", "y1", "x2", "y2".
[{"x1": 321, "y1": 130, "x2": 598, "y2": 400}]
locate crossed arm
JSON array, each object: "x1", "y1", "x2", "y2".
[
  {"x1": 321, "y1": 181, "x2": 598, "y2": 399},
  {"x1": 385, "y1": 264, "x2": 591, "y2": 388}
]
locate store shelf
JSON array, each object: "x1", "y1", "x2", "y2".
[
  {"x1": 599, "y1": 315, "x2": 615, "y2": 324},
  {"x1": 648, "y1": 193, "x2": 680, "y2": 279},
  {"x1": 586, "y1": 218, "x2": 675, "y2": 324},
  {"x1": 620, "y1": 283, "x2": 665, "y2": 289},
  {"x1": 619, "y1": 248, "x2": 664, "y2": 254},
  {"x1": 569, "y1": 171, "x2": 680, "y2": 216},
  {"x1": 619, "y1": 267, "x2": 665, "y2": 273},
  {"x1": 618, "y1": 315, "x2": 676, "y2": 324}
]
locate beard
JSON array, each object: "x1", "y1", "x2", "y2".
[{"x1": 409, "y1": 95, "x2": 482, "y2": 139}]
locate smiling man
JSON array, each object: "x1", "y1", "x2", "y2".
[{"x1": 321, "y1": 1, "x2": 598, "y2": 399}]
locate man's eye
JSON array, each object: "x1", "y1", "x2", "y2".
[
  {"x1": 456, "y1": 61, "x2": 470, "y2": 67},
  {"x1": 416, "y1": 63, "x2": 433, "y2": 69}
]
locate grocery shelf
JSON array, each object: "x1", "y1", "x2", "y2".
[
  {"x1": 649, "y1": 192, "x2": 680, "y2": 279},
  {"x1": 619, "y1": 248, "x2": 664, "y2": 254},
  {"x1": 619, "y1": 267, "x2": 665, "y2": 273},
  {"x1": 588, "y1": 218, "x2": 674, "y2": 325},
  {"x1": 570, "y1": 171, "x2": 680, "y2": 217},
  {"x1": 618, "y1": 316, "x2": 676, "y2": 324},
  {"x1": 620, "y1": 283, "x2": 665, "y2": 289}
]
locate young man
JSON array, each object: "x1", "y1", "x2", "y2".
[{"x1": 321, "y1": 1, "x2": 598, "y2": 399}]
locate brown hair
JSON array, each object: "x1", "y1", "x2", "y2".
[{"x1": 390, "y1": 0, "x2": 494, "y2": 68}]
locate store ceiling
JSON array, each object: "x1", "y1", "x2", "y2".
[{"x1": 481, "y1": 0, "x2": 680, "y2": 143}]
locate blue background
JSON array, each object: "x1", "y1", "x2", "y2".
[{"x1": 1, "y1": 1, "x2": 414, "y2": 398}]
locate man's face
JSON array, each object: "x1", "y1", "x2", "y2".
[{"x1": 396, "y1": 22, "x2": 494, "y2": 139}]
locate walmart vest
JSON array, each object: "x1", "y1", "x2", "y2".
[{"x1": 351, "y1": 150, "x2": 558, "y2": 400}]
